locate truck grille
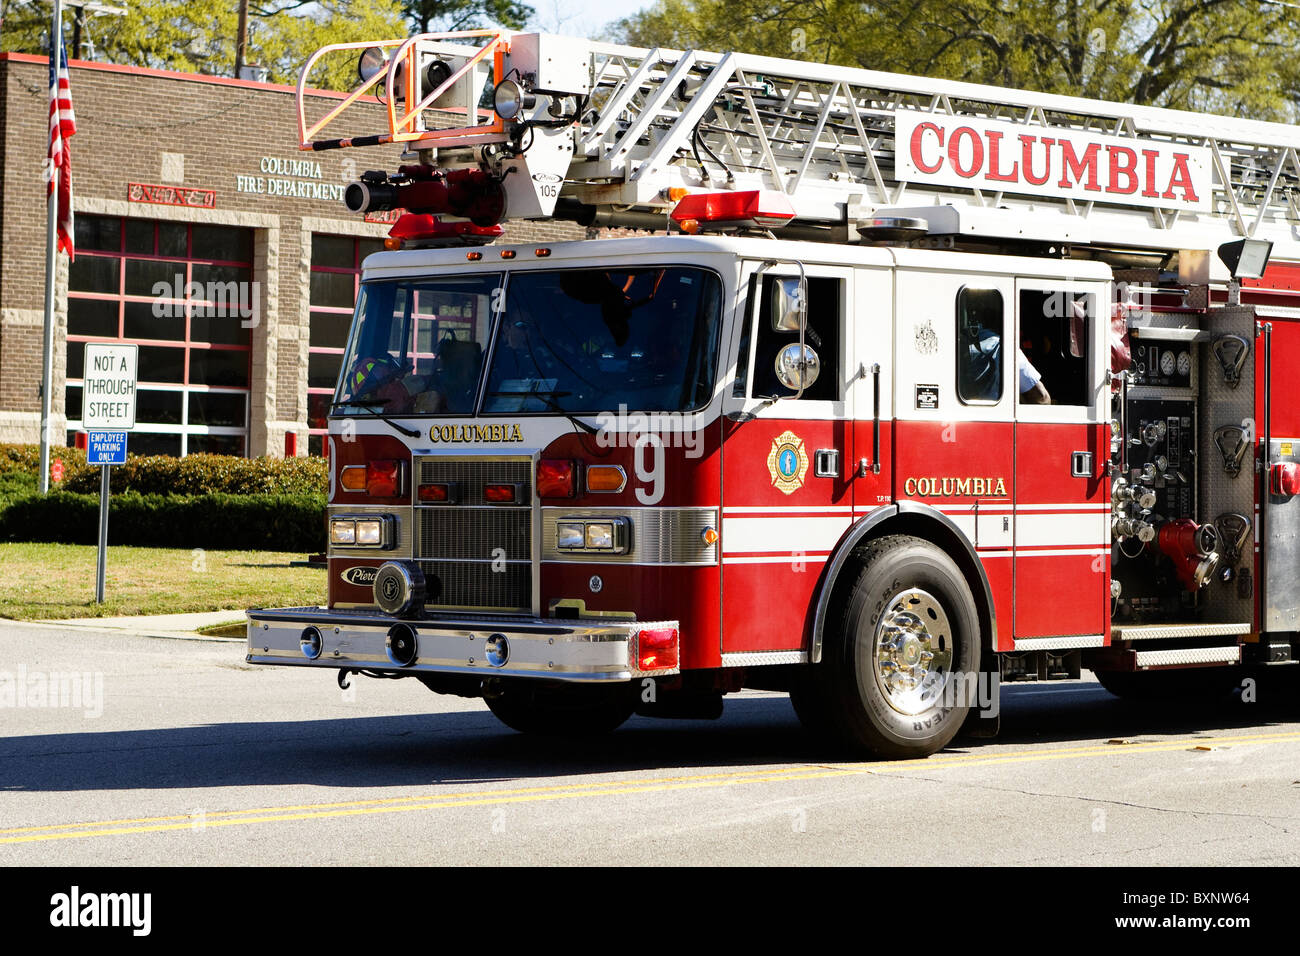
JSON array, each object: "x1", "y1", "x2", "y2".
[{"x1": 414, "y1": 457, "x2": 532, "y2": 612}]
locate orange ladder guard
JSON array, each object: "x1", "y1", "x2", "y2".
[{"x1": 296, "y1": 30, "x2": 509, "y2": 152}]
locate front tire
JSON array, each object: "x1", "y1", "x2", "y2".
[
  {"x1": 799, "y1": 535, "x2": 982, "y2": 758},
  {"x1": 485, "y1": 681, "x2": 636, "y2": 737}
]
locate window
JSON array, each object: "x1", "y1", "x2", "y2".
[
  {"x1": 956, "y1": 288, "x2": 1004, "y2": 404},
  {"x1": 1019, "y1": 290, "x2": 1093, "y2": 406},
  {"x1": 65, "y1": 215, "x2": 252, "y2": 456},
  {"x1": 308, "y1": 235, "x2": 385, "y2": 455},
  {"x1": 750, "y1": 275, "x2": 841, "y2": 401}
]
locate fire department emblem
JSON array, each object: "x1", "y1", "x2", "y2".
[{"x1": 767, "y1": 430, "x2": 809, "y2": 494}]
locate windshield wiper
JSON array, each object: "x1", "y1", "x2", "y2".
[
  {"x1": 331, "y1": 398, "x2": 421, "y2": 438},
  {"x1": 487, "y1": 388, "x2": 599, "y2": 436}
]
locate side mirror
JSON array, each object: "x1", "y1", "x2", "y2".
[
  {"x1": 769, "y1": 277, "x2": 806, "y2": 332},
  {"x1": 775, "y1": 343, "x2": 820, "y2": 392}
]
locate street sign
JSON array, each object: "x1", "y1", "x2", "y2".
[
  {"x1": 87, "y1": 431, "x2": 129, "y2": 466},
  {"x1": 82, "y1": 343, "x2": 138, "y2": 430}
]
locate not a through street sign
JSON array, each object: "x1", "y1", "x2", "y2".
[{"x1": 82, "y1": 343, "x2": 138, "y2": 430}]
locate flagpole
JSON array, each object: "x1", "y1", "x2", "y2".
[{"x1": 38, "y1": 0, "x2": 64, "y2": 495}]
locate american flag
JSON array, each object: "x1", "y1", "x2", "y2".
[{"x1": 48, "y1": 32, "x2": 76, "y2": 259}]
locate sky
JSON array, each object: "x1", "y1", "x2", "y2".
[{"x1": 523, "y1": 0, "x2": 654, "y2": 40}]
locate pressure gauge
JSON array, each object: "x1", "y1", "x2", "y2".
[
  {"x1": 1160, "y1": 350, "x2": 1176, "y2": 376},
  {"x1": 1177, "y1": 351, "x2": 1192, "y2": 376}
]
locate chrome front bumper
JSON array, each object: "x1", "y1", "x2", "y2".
[{"x1": 245, "y1": 607, "x2": 679, "y2": 682}]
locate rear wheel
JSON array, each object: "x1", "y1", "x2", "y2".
[
  {"x1": 485, "y1": 681, "x2": 636, "y2": 737},
  {"x1": 798, "y1": 535, "x2": 982, "y2": 758}
]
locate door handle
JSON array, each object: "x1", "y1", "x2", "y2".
[
  {"x1": 814, "y1": 448, "x2": 840, "y2": 478},
  {"x1": 1071, "y1": 451, "x2": 1093, "y2": 477}
]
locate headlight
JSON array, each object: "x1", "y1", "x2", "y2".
[
  {"x1": 557, "y1": 522, "x2": 585, "y2": 549},
  {"x1": 329, "y1": 514, "x2": 395, "y2": 549},
  {"x1": 585, "y1": 522, "x2": 614, "y2": 549},
  {"x1": 330, "y1": 519, "x2": 356, "y2": 545},
  {"x1": 357, "y1": 47, "x2": 388, "y2": 84},
  {"x1": 554, "y1": 517, "x2": 630, "y2": 554},
  {"x1": 492, "y1": 78, "x2": 535, "y2": 121}
]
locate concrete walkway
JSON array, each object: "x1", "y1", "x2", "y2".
[{"x1": 21, "y1": 610, "x2": 252, "y2": 641}]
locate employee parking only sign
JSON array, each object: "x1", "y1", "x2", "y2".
[
  {"x1": 82, "y1": 343, "x2": 138, "y2": 430},
  {"x1": 87, "y1": 431, "x2": 129, "y2": 465}
]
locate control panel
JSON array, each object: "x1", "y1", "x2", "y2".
[{"x1": 1130, "y1": 341, "x2": 1194, "y2": 389}]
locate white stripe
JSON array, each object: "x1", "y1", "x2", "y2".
[
  {"x1": 1014, "y1": 511, "x2": 1108, "y2": 546},
  {"x1": 1014, "y1": 547, "x2": 1109, "y2": 557},
  {"x1": 936, "y1": 505, "x2": 1015, "y2": 515},
  {"x1": 721, "y1": 515, "x2": 851, "y2": 554},
  {"x1": 722, "y1": 555, "x2": 830, "y2": 565},
  {"x1": 722, "y1": 504, "x2": 854, "y2": 514},
  {"x1": 1014, "y1": 503, "x2": 1111, "y2": 512}
]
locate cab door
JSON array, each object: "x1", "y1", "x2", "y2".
[
  {"x1": 1012, "y1": 279, "x2": 1111, "y2": 641},
  {"x1": 892, "y1": 267, "x2": 1016, "y2": 648},
  {"x1": 719, "y1": 263, "x2": 855, "y2": 657}
]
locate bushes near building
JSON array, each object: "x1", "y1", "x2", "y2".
[{"x1": 0, "y1": 444, "x2": 326, "y2": 551}]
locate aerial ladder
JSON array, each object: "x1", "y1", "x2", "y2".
[{"x1": 294, "y1": 29, "x2": 1300, "y2": 254}]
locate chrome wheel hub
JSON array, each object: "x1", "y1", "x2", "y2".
[{"x1": 872, "y1": 588, "x2": 954, "y2": 716}]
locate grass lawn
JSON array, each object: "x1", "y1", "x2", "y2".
[{"x1": 0, "y1": 543, "x2": 326, "y2": 620}]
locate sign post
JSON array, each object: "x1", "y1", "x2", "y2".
[{"x1": 82, "y1": 344, "x2": 137, "y2": 603}]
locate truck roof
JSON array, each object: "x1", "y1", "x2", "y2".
[{"x1": 359, "y1": 233, "x2": 1114, "y2": 283}]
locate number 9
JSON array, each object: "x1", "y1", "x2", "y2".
[{"x1": 634, "y1": 435, "x2": 664, "y2": 505}]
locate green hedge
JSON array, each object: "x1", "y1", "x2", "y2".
[
  {"x1": 0, "y1": 471, "x2": 38, "y2": 511},
  {"x1": 0, "y1": 444, "x2": 326, "y2": 497},
  {"x1": 0, "y1": 443, "x2": 91, "y2": 483},
  {"x1": 61, "y1": 453, "x2": 327, "y2": 496},
  {"x1": 0, "y1": 491, "x2": 326, "y2": 551}
]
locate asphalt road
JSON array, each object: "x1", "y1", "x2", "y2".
[{"x1": 2, "y1": 620, "x2": 1298, "y2": 866}]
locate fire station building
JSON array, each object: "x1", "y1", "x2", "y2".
[{"x1": 0, "y1": 53, "x2": 582, "y2": 457}]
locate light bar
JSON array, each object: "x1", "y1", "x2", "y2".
[
  {"x1": 670, "y1": 190, "x2": 796, "y2": 230},
  {"x1": 389, "y1": 213, "x2": 503, "y2": 248}
]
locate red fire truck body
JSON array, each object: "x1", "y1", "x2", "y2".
[{"x1": 247, "y1": 31, "x2": 1300, "y2": 757}]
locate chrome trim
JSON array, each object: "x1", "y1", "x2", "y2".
[
  {"x1": 541, "y1": 506, "x2": 718, "y2": 564},
  {"x1": 719, "y1": 650, "x2": 808, "y2": 666},
  {"x1": 245, "y1": 607, "x2": 681, "y2": 681},
  {"x1": 1012, "y1": 634, "x2": 1105, "y2": 651},
  {"x1": 1112, "y1": 622, "x2": 1251, "y2": 642},
  {"x1": 1133, "y1": 646, "x2": 1241, "y2": 668}
]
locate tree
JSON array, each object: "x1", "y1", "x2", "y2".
[
  {"x1": 401, "y1": 0, "x2": 532, "y2": 33},
  {"x1": 0, "y1": 0, "x2": 409, "y2": 87},
  {"x1": 612, "y1": 0, "x2": 1300, "y2": 122}
]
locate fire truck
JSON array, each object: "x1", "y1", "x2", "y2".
[{"x1": 246, "y1": 30, "x2": 1300, "y2": 757}]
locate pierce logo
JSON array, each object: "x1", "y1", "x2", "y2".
[
  {"x1": 532, "y1": 172, "x2": 563, "y2": 184},
  {"x1": 341, "y1": 566, "x2": 378, "y2": 587}
]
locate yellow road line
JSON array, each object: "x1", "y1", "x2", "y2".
[{"x1": 5, "y1": 729, "x2": 1298, "y2": 845}]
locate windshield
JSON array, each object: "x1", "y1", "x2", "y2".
[
  {"x1": 335, "y1": 274, "x2": 502, "y2": 415},
  {"x1": 334, "y1": 266, "x2": 724, "y2": 416}
]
